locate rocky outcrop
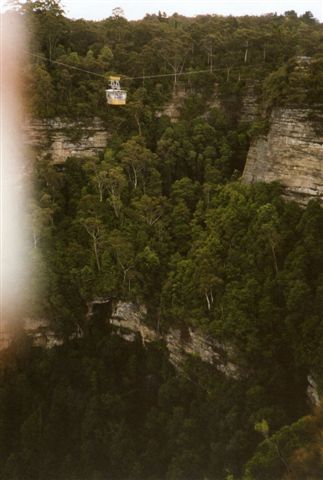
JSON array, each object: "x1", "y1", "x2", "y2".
[
  {"x1": 23, "y1": 318, "x2": 64, "y2": 348},
  {"x1": 110, "y1": 302, "x2": 160, "y2": 344},
  {"x1": 156, "y1": 88, "x2": 187, "y2": 122},
  {"x1": 243, "y1": 107, "x2": 323, "y2": 203},
  {"x1": 165, "y1": 327, "x2": 239, "y2": 378},
  {"x1": 0, "y1": 318, "x2": 64, "y2": 350},
  {"x1": 0, "y1": 301, "x2": 239, "y2": 378},
  {"x1": 240, "y1": 82, "x2": 260, "y2": 122},
  {"x1": 307, "y1": 374, "x2": 320, "y2": 408},
  {"x1": 24, "y1": 117, "x2": 110, "y2": 163},
  {"x1": 109, "y1": 301, "x2": 239, "y2": 377}
]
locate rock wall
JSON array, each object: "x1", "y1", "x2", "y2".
[
  {"x1": 156, "y1": 82, "x2": 223, "y2": 122},
  {"x1": 109, "y1": 301, "x2": 239, "y2": 378},
  {"x1": 156, "y1": 87, "x2": 187, "y2": 122},
  {"x1": 23, "y1": 318, "x2": 64, "y2": 348},
  {"x1": 0, "y1": 301, "x2": 238, "y2": 378},
  {"x1": 110, "y1": 302, "x2": 159, "y2": 344},
  {"x1": 24, "y1": 117, "x2": 110, "y2": 163},
  {"x1": 243, "y1": 107, "x2": 323, "y2": 203},
  {"x1": 240, "y1": 82, "x2": 260, "y2": 122},
  {"x1": 307, "y1": 374, "x2": 320, "y2": 408},
  {"x1": 165, "y1": 327, "x2": 239, "y2": 378},
  {"x1": 0, "y1": 318, "x2": 64, "y2": 351},
  {"x1": 1, "y1": 302, "x2": 321, "y2": 405}
]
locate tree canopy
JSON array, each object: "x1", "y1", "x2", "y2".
[{"x1": 1, "y1": 4, "x2": 323, "y2": 479}]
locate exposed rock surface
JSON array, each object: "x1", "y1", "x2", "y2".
[
  {"x1": 243, "y1": 107, "x2": 323, "y2": 203},
  {"x1": 165, "y1": 327, "x2": 239, "y2": 378},
  {"x1": 24, "y1": 117, "x2": 110, "y2": 163},
  {"x1": 24, "y1": 318, "x2": 64, "y2": 348},
  {"x1": 0, "y1": 301, "x2": 239, "y2": 379},
  {"x1": 109, "y1": 301, "x2": 239, "y2": 377},
  {"x1": 2, "y1": 304, "x2": 322, "y2": 401},
  {"x1": 156, "y1": 88, "x2": 187, "y2": 122},
  {"x1": 240, "y1": 82, "x2": 260, "y2": 122},
  {"x1": 0, "y1": 318, "x2": 64, "y2": 350},
  {"x1": 307, "y1": 374, "x2": 320, "y2": 408},
  {"x1": 110, "y1": 302, "x2": 160, "y2": 344}
]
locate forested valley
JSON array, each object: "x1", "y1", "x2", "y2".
[{"x1": 1, "y1": 2, "x2": 323, "y2": 479}]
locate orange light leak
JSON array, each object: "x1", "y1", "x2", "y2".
[{"x1": 1, "y1": 10, "x2": 30, "y2": 342}]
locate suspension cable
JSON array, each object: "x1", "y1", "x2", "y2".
[
  {"x1": 27, "y1": 50, "x2": 229, "y2": 82},
  {"x1": 27, "y1": 51, "x2": 107, "y2": 78},
  {"x1": 122, "y1": 69, "x2": 215, "y2": 80}
]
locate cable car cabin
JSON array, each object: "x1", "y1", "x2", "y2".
[
  {"x1": 106, "y1": 89, "x2": 127, "y2": 105},
  {"x1": 106, "y1": 76, "x2": 127, "y2": 105}
]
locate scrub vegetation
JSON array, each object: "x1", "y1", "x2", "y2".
[{"x1": 1, "y1": 2, "x2": 323, "y2": 478}]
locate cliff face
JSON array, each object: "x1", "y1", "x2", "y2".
[
  {"x1": 0, "y1": 301, "x2": 238, "y2": 378},
  {"x1": 243, "y1": 107, "x2": 323, "y2": 203},
  {"x1": 156, "y1": 87, "x2": 187, "y2": 122},
  {"x1": 110, "y1": 302, "x2": 239, "y2": 377},
  {"x1": 0, "y1": 301, "x2": 320, "y2": 403},
  {"x1": 24, "y1": 118, "x2": 110, "y2": 163},
  {"x1": 240, "y1": 82, "x2": 260, "y2": 122}
]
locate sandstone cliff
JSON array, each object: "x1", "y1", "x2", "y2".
[
  {"x1": 109, "y1": 302, "x2": 239, "y2": 377},
  {"x1": 24, "y1": 117, "x2": 110, "y2": 163},
  {"x1": 240, "y1": 82, "x2": 260, "y2": 122},
  {"x1": 243, "y1": 107, "x2": 323, "y2": 203},
  {"x1": 1, "y1": 301, "x2": 320, "y2": 404},
  {"x1": 0, "y1": 301, "x2": 239, "y2": 378}
]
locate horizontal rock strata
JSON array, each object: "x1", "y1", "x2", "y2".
[
  {"x1": 243, "y1": 107, "x2": 323, "y2": 203},
  {"x1": 24, "y1": 117, "x2": 109, "y2": 163}
]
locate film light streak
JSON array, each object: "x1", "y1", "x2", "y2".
[{"x1": 1, "y1": 11, "x2": 30, "y2": 343}]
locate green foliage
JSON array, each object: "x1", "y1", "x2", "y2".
[
  {"x1": 262, "y1": 55, "x2": 323, "y2": 109},
  {"x1": 10, "y1": 3, "x2": 322, "y2": 119},
  {"x1": 3, "y1": 5, "x2": 323, "y2": 479},
  {"x1": 0, "y1": 335, "x2": 261, "y2": 480},
  {"x1": 244, "y1": 408, "x2": 323, "y2": 480},
  {"x1": 255, "y1": 419, "x2": 270, "y2": 438},
  {"x1": 29, "y1": 147, "x2": 323, "y2": 477}
]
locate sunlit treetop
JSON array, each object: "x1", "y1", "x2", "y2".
[{"x1": 5, "y1": 0, "x2": 64, "y2": 15}]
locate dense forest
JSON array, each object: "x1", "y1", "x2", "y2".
[{"x1": 1, "y1": 1, "x2": 323, "y2": 479}]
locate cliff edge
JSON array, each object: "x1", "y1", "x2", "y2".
[{"x1": 243, "y1": 107, "x2": 323, "y2": 203}]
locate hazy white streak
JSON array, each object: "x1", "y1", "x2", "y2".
[{"x1": 1, "y1": 12, "x2": 29, "y2": 329}]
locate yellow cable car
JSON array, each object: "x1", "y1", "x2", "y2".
[{"x1": 106, "y1": 76, "x2": 127, "y2": 105}]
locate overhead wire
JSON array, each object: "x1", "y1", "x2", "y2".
[
  {"x1": 26, "y1": 50, "x2": 231, "y2": 82},
  {"x1": 27, "y1": 51, "x2": 107, "y2": 78},
  {"x1": 123, "y1": 69, "x2": 215, "y2": 80}
]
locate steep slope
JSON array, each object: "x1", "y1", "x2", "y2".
[
  {"x1": 243, "y1": 107, "x2": 323, "y2": 203},
  {"x1": 24, "y1": 118, "x2": 110, "y2": 163}
]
